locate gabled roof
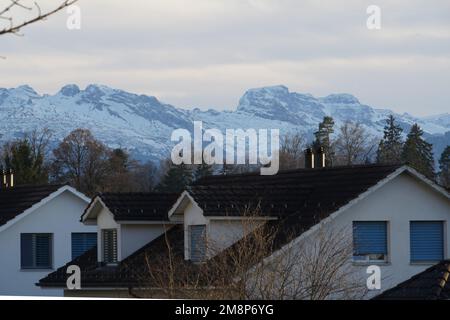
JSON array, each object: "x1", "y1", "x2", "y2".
[
  {"x1": 178, "y1": 164, "x2": 403, "y2": 217},
  {"x1": 82, "y1": 192, "x2": 180, "y2": 222},
  {"x1": 374, "y1": 260, "x2": 450, "y2": 300},
  {"x1": 0, "y1": 184, "x2": 89, "y2": 231}
]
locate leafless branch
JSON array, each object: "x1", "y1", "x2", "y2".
[{"x1": 0, "y1": 0, "x2": 78, "y2": 36}]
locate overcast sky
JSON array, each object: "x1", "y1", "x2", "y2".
[{"x1": 0, "y1": 0, "x2": 449, "y2": 116}]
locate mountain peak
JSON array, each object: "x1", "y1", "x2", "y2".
[
  {"x1": 13, "y1": 85, "x2": 38, "y2": 96},
  {"x1": 245, "y1": 85, "x2": 289, "y2": 95},
  {"x1": 59, "y1": 84, "x2": 80, "y2": 97},
  {"x1": 85, "y1": 84, "x2": 113, "y2": 93},
  {"x1": 320, "y1": 93, "x2": 360, "y2": 105}
]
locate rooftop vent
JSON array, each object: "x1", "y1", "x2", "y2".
[
  {"x1": 304, "y1": 147, "x2": 326, "y2": 169},
  {"x1": 1, "y1": 169, "x2": 14, "y2": 188}
]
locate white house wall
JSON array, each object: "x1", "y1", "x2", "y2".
[
  {"x1": 0, "y1": 190, "x2": 94, "y2": 297},
  {"x1": 284, "y1": 172, "x2": 450, "y2": 298},
  {"x1": 120, "y1": 224, "x2": 168, "y2": 260},
  {"x1": 183, "y1": 201, "x2": 264, "y2": 259},
  {"x1": 96, "y1": 207, "x2": 172, "y2": 261}
]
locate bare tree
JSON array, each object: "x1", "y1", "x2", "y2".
[
  {"x1": 51, "y1": 128, "x2": 111, "y2": 196},
  {"x1": 334, "y1": 121, "x2": 377, "y2": 165},
  {"x1": 27, "y1": 127, "x2": 52, "y2": 159},
  {"x1": 0, "y1": 0, "x2": 77, "y2": 36},
  {"x1": 279, "y1": 132, "x2": 306, "y2": 170},
  {"x1": 136, "y1": 208, "x2": 367, "y2": 300}
]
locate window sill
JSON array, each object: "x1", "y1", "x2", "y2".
[
  {"x1": 410, "y1": 261, "x2": 440, "y2": 266},
  {"x1": 20, "y1": 268, "x2": 54, "y2": 272},
  {"x1": 352, "y1": 261, "x2": 390, "y2": 267}
]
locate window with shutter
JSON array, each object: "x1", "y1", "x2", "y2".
[
  {"x1": 20, "y1": 233, "x2": 52, "y2": 269},
  {"x1": 190, "y1": 225, "x2": 206, "y2": 263},
  {"x1": 72, "y1": 233, "x2": 97, "y2": 259},
  {"x1": 353, "y1": 221, "x2": 388, "y2": 262},
  {"x1": 102, "y1": 229, "x2": 118, "y2": 264},
  {"x1": 410, "y1": 221, "x2": 444, "y2": 263}
]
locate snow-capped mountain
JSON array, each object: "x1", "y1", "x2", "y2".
[{"x1": 0, "y1": 84, "x2": 448, "y2": 163}]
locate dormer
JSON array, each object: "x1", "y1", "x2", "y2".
[
  {"x1": 81, "y1": 193, "x2": 180, "y2": 264},
  {"x1": 168, "y1": 191, "x2": 275, "y2": 262}
]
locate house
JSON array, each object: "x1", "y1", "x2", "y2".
[
  {"x1": 0, "y1": 172, "x2": 95, "y2": 297},
  {"x1": 38, "y1": 164, "x2": 450, "y2": 299},
  {"x1": 38, "y1": 192, "x2": 181, "y2": 297},
  {"x1": 373, "y1": 260, "x2": 450, "y2": 300}
]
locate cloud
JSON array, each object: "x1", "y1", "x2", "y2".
[{"x1": 0, "y1": 0, "x2": 449, "y2": 116}]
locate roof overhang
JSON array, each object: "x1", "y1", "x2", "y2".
[
  {"x1": 167, "y1": 190, "x2": 200, "y2": 221},
  {"x1": 0, "y1": 185, "x2": 90, "y2": 233},
  {"x1": 168, "y1": 190, "x2": 279, "y2": 222},
  {"x1": 80, "y1": 196, "x2": 108, "y2": 225}
]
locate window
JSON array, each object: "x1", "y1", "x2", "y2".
[
  {"x1": 21, "y1": 233, "x2": 52, "y2": 269},
  {"x1": 353, "y1": 221, "x2": 388, "y2": 262},
  {"x1": 189, "y1": 225, "x2": 206, "y2": 263},
  {"x1": 102, "y1": 229, "x2": 117, "y2": 264},
  {"x1": 102, "y1": 229, "x2": 118, "y2": 264},
  {"x1": 410, "y1": 221, "x2": 444, "y2": 263},
  {"x1": 72, "y1": 233, "x2": 97, "y2": 259}
]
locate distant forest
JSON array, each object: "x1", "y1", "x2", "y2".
[{"x1": 1, "y1": 115, "x2": 449, "y2": 197}]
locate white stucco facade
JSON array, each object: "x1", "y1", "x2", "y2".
[
  {"x1": 93, "y1": 205, "x2": 174, "y2": 263},
  {"x1": 327, "y1": 172, "x2": 450, "y2": 296},
  {"x1": 0, "y1": 188, "x2": 94, "y2": 297},
  {"x1": 181, "y1": 200, "x2": 266, "y2": 260}
]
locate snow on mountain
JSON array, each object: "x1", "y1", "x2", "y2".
[{"x1": 0, "y1": 84, "x2": 448, "y2": 162}]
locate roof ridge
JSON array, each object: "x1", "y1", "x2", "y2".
[{"x1": 192, "y1": 163, "x2": 403, "y2": 185}]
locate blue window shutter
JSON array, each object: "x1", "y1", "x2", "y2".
[
  {"x1": 21, "y1": 234, "x2": 33, "y2": 268},
  {"x1": 190, "y1": 225, "x2": 206, "y2": 262},
  {"x1": 353, "y1": 222, "x2": 387, "y2": 255},
  {"x1": 35, "y1": 234, "x2": 51, "y2": 268},
  {"x1": 21, "y1": 233, "x2": 52, "y2": 269},
  {"x1": 410, "y1": 221, "x2": 444, "y2": 262},
  {"x1": 102, "y1": 229, "x2": 118, "y2": 264},
  {"x1": 72, "y1": 233, "x2": 97, "y2": 259}
]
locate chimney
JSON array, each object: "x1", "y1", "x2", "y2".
[
  {"x1": 9, "y1": 169, "x2": 14, "y2": 188},
  {"x1": 1, "y1": 169, "x2": 14, "y2": 188},
  {"x1": 315, "y1": 147, "x2": 326, "y2": 168},
  {"x1": 304, "y1": 148, "x2": 315, "y2": 169}
]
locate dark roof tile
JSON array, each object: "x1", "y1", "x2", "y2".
[
  {"x1": 374, "y1": 260, "x2": 450, "y2": 300},
  {"x1": 92, "y1": 192, "x2": 180, "y2": 222},
  {"x1": 0, "y1": 184, "x2": 63, "y2": 227}
]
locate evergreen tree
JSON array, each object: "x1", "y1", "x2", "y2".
[
  {"x1": 438, "y1": 146, "x2": 450, "y2": 188},
  {"x1": 193, "y1": 162, "x2": 213, "y2": 181},
  {"x1": 3, "y1": 138, "x2": 48, "y2": 185},
  {"x1": 376, "y1": 115, "x2": 403, "y2": 164},
  {"x1": 156, "y1": 163, "x2": 192, "y2": 193},
  {"x1": 402, "y1": 123, "x2": 435, "y2": 179},
  {"x1": 313, "y1": 116, "x2": 335, "y2": 166}
]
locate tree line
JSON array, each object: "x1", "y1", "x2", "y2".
[
  {"x1": 288, "y1": 115, "x2": 449, "y2": 187},
  {"x1": 1, "y1": 117, "x2": 449, "y2": 196}
]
